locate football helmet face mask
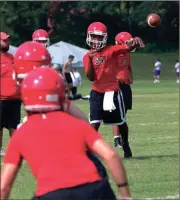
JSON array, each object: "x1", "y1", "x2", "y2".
[
  {"x1": 14, "y1": 41, "x2": 51, "y2": 79},
  {"x1": 21, "y1": 67, "x2": 65, "y2": 112},
  {"x1": 32, "y1": 29, "x2": 50, "y2": 47},
  {"x1": 86, "y1": 22, "x2": 107, "y2": 50}
]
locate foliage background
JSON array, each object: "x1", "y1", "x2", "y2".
[{"x1": 0, "y1": 1, "x2": 179, "y2": 52}]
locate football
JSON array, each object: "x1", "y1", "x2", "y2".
[{"x1": 147, "y1": 13, "x2": 161, "y2": 27}]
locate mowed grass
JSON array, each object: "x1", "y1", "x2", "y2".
[{"x1": 1, "y1": 53, "x2": 179, "y2": 199}]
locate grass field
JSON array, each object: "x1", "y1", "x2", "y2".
[{"x1": 1, "y1": 53, "x2": 179, "y2": 199}]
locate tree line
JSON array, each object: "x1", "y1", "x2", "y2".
[{"x1": 1, "y1": 1, "x2": 179, "y2": 52}]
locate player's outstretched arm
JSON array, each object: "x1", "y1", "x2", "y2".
[
  {"x1": 124, "y1": 37, "x2": 145, "y2": 52},
  {"x1": 84, "y1": 123, "x2": 132, "y2": 198},
  {"x1": 1, "y1": 133, "x2": 23, "y2": 200},
  {"x1": 1, "y1": 164, "x2": 21, "y2": 200},
  {"x1": 110, "y1": 44, "x2": 131, "y2": 56},
  {"x1": 131, "y1": 37, "x2": 145, "y2": 48},
  {"x1": 91, "y1": 139, "x2": 132, "y2": 199},
  {"x1": 68, "y1": 102, "x2": 89, "y2": 122}
]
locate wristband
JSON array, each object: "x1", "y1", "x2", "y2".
[{"x1": 117, "y1": 182, "x2": 128, "y2": 187}]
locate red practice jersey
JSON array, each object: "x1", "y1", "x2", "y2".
[
  {"x1": 116, "y1": 51, "x2": 133, "y2": 84},
  {"x1": 4, "y1": 111, "x2": 102, "y2": 196},
  {"x1": 0, "y1": 52, "x2": 20, "y2": 100},
  {"x1": 83, "y1": 44, "x2": 128, "y2": 92}
]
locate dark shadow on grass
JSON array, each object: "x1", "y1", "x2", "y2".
[{"x1": 122, "y1": 154, "x2": 179, "y2": 160}]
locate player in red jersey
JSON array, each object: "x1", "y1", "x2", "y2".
[
  {"x1": 14, "y1": 41, "x2": 108, "y2": 179},
  {"x1": 1, "y1": 67, "x2": 131, "y2": 200},
  {"x1": 83, "y1": 22, "x2": 129, "y2": 132},
  {"x1": 83, "y1": 22, "x2": 137, "y2": 154},
  {"x1": 14, "y1": 41, "x2": 89, "y2": 124},
  {"x1": 113, "y1": 32, "x2": 145, "y2": 158},
  {"x1": 0, "y1": 32, "x2": 21, "y2": 156}
]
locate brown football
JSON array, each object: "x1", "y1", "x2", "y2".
[{"x1": 147, "y1": 13, "x2": 161, "y2": 28}]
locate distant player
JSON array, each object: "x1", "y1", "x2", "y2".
[
  {"x1": 113, "y1": 32, "x2": 145, "y2": 158},
  {"x1": 62, "y1": 55, "x2": 75, "y2": 99},
  {"x1": 32, "y1": 29, "x2": 50, "y2": 47},
  {"x1": 153, "y1": 59, "x2": 162, "y2": 83},
  {"x1": 174, "y1": 60, "x2": 179, "y2": 83},
  {"x1": 0, "y1": 32, "x2": 21, "y2": 156}
]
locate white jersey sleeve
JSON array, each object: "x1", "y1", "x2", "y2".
[
  {"x1": 175, "y1": 62, "x2": 180, "y2": 72},
  {"x1": 154, "y1": 61, "x2": 161, "y2": 70},
  {"x1": 77, "y1": 72, "x2": 82, "y2": 85}
]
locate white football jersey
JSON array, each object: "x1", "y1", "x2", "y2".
[
  {"x1": 154, "y1": 61, "x2": 162, "y2": 70},
  {"x1": 70, "y1": 71, "x2": 82, "y2": 87},
  {"x1": 175, "y1": 62, "x2": 179, "y2": 73}
]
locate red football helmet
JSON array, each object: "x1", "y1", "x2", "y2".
[
  {"x1": 32, "y1": 29, "x2": 50, "y2": 47},
  {"x1": 115, "y1": 32, "x2": 133, "y2": 45},
  {"x1": 14, "y1": 41, "x2": 51, "y2": 79},
  {"x1": 86, "y1": 22, "x2": 107, "y2": 50},
  {"x1": 21, "y1": 67, "x2": 65, "y2": 112}
]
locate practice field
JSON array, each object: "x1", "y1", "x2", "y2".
[{"x1": 1, "y1": 53, "x2": 179, "y2": 199}]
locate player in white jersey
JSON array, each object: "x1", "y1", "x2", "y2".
[
  {"x1": 153, "y1": 59, "x2": 162, "y2": 83},
  {"x1": 174, "y1": 60, "x2": 179, "y2": 83},
  {"x1": 70, "y1": 68, "x2": 82, "y2": 97}
]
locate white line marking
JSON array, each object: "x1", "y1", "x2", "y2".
[
  {"x1": 133, "y1": 136, "x2": 177, "y2": 141},
  {"x1": 167, "y1": 112, "x2": 176, "y2": 115},
  {"x1": 144, "y1": 194, "x2": 179, "y2": 199},
  {"x1": 101, "y1": 122, "x2": 179, "y2": 129},
  {"x1": 138, "y1": 122, "x2": 178, "y2": 126}
]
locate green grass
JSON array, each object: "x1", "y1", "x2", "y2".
[{"x1": 1, "y1": 53, "x2": 179, "y2": 199}]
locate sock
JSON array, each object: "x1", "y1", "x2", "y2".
[
  {"x1": 114, "y1": 136, "x2": 120, "y2": 139},
  {"x1": 119, "y1": 123, "x2": 129, "y2": 145}
]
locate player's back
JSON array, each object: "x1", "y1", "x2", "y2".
[{"x1": 13, "y1": 111, "x2": 101, "y2": 196}]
